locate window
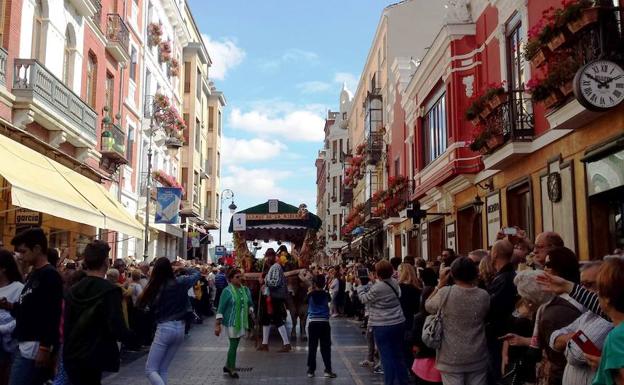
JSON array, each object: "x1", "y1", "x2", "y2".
[
  {"x1": 332, "y1": 176, "x2": 337, "y2": 198},
  {"x1": 193, "y1": 171, "x2": 199, "y2": 205},
  {"x1": 196, "y1": 68, "x2": 201, "y2": 100},
  {"x1": 215, "y1": 193, "x2": 219, "y2": 219},
  {"x1": 394, "y1": 158, "x2": 400, "y2": 177},
  {"x1": 184, "y1": 62, "x2": 191, "y2": 93},
  {"x1": 422, "y1": 93, "x2": 447, "y2": 166},
  {"x1": 86, "y1": 53, "x2": 97, "y2": 108},
  {"x1": 507, "y1": 181, "x2": 533, "y2": 240},
  {"x1": 208, "y1": 107, "x2": 214, "y2": 131},
  {"x1": 195, "y1": 118, "x2": 200, "y2": 151},
  {"x1": 506, "y1": 14, "x2": 525, "y2": 91},
  {"x1": 332, "y1": 140, "x2": 337, "y2": 161},
  {"x1": 0, "y1": 0, "x2": 5, "y2": 47},
  {"x1": 206, "y1": 192, "x2": 212, "y2": 218},
  {"x1": 144, "y1": 70, "x2": 151, "y2": 104},
  {"x1": 105, "y1": 73, "x2": 114, "y2": 118},
  {"x1": 217, "y1": 152, "x2": 220, "y2": 177},
  {"x1": 129, "y1": 47, "x2": 137, "y2": 81},
  {"x1": 218, "y1": 110, "x2": 222, "y2": 136},
  {"x1": 206, "y1": 147, "x2": 213, "y2": 175},
  {"x1": 126, "y1": 125, "x2": 135, "y2": 163},
  {"x1": 32, "y1": 0, "x2": 46, "y2": 61},
  {"x1": 62, "y1": 26, "x2": 75, "y2": 88}
]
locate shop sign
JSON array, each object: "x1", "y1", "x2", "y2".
[
  {"x1": 268, "y1": 199, "x2": 279, "y2": 213},
  {"x1": 246, "y1": 213, "x2": 305, "y2": 221},
  {"x1": 486, "y1": 192, "x2": 501, "y2": 247},
  {"x1": 215, "y1": 246, "x2": 226, "y2": 257},
  {"x1": 446, "y1": 222, "x2": 456, "y2": 252},
  {"x1": 15, "y1": 209, "x2": 41, "y2": 226},
  {"x1": 233, "y1": 213, "x2": 247, "y2": 231}
]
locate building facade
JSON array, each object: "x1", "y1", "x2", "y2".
[
  {"x1": 325, "y1": 0, "x2": 623, "y2": 263},
  {"x1": 0, "y1": 0, "x2": 223, "y2": 262}
]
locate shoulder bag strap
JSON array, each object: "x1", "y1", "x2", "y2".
[
  {"x1": 437, "y1": 286, "x2": 452, "y2": 316},
  {"x1": 383, "y1": 280, "x2": 400, "y2": 299}
]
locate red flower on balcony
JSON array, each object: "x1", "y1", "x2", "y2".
[
  {"x1": 169, "y1": 58, "x2": 180, "y2": 77},
  {"x1": 356, "y1": 143, "x2": 367, "y2": 156},
  {"x1": 159, "y1": 40, "x2": 172, "y2": 63},
  {"x1": 152, "y1": 169, "x2": 184, "y2": 192},
  {"x1": 153, "y1": 94, "x2": 186, "y2": 141},
  {"x1": 147, "y1": 22, "x2": 163, "y2": 47}
]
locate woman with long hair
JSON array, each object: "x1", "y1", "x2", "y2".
[
  {"x1": 137, "y1": 258, "x2": 200, "y2": 385},
  {"x1": 0, "y1": 249, "x2": 23, "y2": 385},
  {"x1": 215, "y1": 269, "x2": 253, "y2": 378},
  {"x1": 398, "y1": 263, "x2": 421, "y2": 375}
]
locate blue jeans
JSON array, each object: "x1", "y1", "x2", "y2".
[
  {"x1": 145, "y1": 321, "x2": 185, "y2": 385},
  {"x1": 8, "y1": 352, "x2": 53, "y2": 385},
  {"x1": 373, "y1": 323, "x2": 409, "y2": 385}
]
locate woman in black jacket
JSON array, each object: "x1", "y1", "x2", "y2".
[{"x1": 411, "y1": 268, "x2": 441, "y2": 385}]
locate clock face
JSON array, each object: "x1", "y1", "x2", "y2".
[{"x1": 574, "y1": 60, "x2": 624, "y2": 111}]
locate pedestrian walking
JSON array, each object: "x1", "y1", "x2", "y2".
[
  {"x1": 258, "y1": 248, "x2": 291, "y2": 352},
  {"x1": 214, "y1": 269, "x2": 253, "y2": 379},
  {"x1": 137, "y1": 257, "x2": 200, "y2": 385},
  {"x1": 357, "y1": 259, "x2": 409, "y2": 385},
  {"x1": 0, "y1": 228, "x2": 63, "y2": 385},
  {"x1": 63, "y1": 241, "x2": 132, "y2": 385},
  {"x1": 306, "y1": 274, "x2": 336, "y2": 379}
]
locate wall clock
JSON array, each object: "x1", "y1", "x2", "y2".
[{"x1": 573, "y1": 59, "x2": 624, "y2": 112}]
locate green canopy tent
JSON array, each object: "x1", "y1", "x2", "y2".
[{"x1": 227, "y1": 200, "x2": 322, "y2": 272}]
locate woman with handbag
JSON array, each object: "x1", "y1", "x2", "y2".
[{"x1": 425, "y1": 257, "x2": 490, "y2": 385}]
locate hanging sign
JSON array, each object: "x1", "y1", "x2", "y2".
[
  {"x1": 486, "y1": 192, "x2": 501, "y2": 247},
  {"x1": 246, "y1": 213, "x2": 306, "y2": 221},
  {"x1": 15, "y1": 209, "x2": 41, "y2": 226},
  {"x1": 233, "y1": 213, "x2": 247, "y2": 231},
  {"x1": 268, "y1": 199, "x2": 279, "y2": 213},
  {"x1": 155, "y1": 187, "x2": 182, "y2": 224}
]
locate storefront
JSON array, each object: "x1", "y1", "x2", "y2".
[{"x1": 0, "y1": 133, "x2": 143, "y2": 255}]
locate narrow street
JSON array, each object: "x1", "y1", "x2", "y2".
[{"x1": 103, "y1": 318, "x2": 384, "y2": 385}]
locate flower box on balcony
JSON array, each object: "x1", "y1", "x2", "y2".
[
  {"x1": 531, "y1": 48, "x2": 549, "y2": 68},
  {"x1": 567, "y1": 7, "x2": 599, "y2": 34},
  {"x1": 547, "y1": 32, "x2": 567, "y2": 52},
  {"x1": 488, "y1": 93, "x2": 508, "y2": 110},
  {"x1": 486, "y1": 133, "x2": 504, "y2": 151}
]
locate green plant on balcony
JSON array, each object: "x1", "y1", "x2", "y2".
[
  {"x1": 465, "y1": 82, "x2": 506, "y2": 124},
  {"x1": 526, "y1": 54, "x2": 581, "y2": 108},
  {"x1": 101, "y1": 130, "x2": 114, "y2": 151}
]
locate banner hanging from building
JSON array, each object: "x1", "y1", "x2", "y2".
[{"x1": 155, "y1": 187, "x2": 182, "y2": 224}]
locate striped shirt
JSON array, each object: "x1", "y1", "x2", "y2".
[{"x1": 570, "y1": 284, "x2": 610, "y2": 321}]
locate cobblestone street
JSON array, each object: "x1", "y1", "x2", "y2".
[{"x1": 103, "y1": 318, "x2": 385, "y2": 385}]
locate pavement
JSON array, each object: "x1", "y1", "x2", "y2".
[{"x1": 102, "y1": 317, "x2": 386, "y2": 385}]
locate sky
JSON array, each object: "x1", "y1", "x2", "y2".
[{"x1": 188, "y1": 0, "x2": 399, "y2": 249}]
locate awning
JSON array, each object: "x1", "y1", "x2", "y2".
[{"x1": 0, "y1": 134, "x2": 144, "y2": 238}]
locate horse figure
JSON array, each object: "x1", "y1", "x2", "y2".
[{"x1": 285, "y1": 269, "x2": 313, "y2": 341}]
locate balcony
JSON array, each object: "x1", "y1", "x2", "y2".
[
  {"x1": 106, "y1": 14, "x2": 130, "y2": 64},
  {"x1": 367, "y1": 131, "x2": 384, "y2": 165},
  {"x1": 68, "y1": 0, "x2": 98, "y2": 17},
  {"x1": 0, "y1": 48, "x2": 7, "y2": 87},
  {"x1": 100, "y1": 122, "x2": 128, "y2": 171},
  {"x1": 480, "y1": 90, "x2": 535, "y2": 170},
  {"x1": 12, "y1": 59, "x2": 97, "y2": 147}
]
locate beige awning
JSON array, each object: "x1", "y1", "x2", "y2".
[{"x1": 0, "y1": 134, "x2": 144, "y2": 238}]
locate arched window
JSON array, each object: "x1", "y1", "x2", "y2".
[
  {"x1": 31, "y1": 0, "x2": 46, "y2": 61},
  {"x1": 62, "y1": 26, "x2": 76, "y2": 88},
  {"x1": 86, "y1": 52, "x2": 97, "y2": 108}
]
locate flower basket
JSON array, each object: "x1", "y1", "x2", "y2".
[
  {"x1": 567, "y1": 7, "x2": 599, "y2": 34},
  {"x1": 547, "y1": 32, "x2": 567, "y2": 52},
  {"x1": 543, "y1": 92, "x2": 561, "y2": 109},
  {"x1": 531, "y1": 48, "x2": 548, "y2": 68},
  {"x1": 159, "y1": 41, "x2": 172, "y2": 63},
  {"x1": 486, "y1": 133, "x2": 504, "y2": 150},
  {"x1": 559, "y1": 80, "x2": 574, "y2": 96},
  {"x1": 147, "y1": 23, "x2": 163, "y2": 47},
  {"x1": 169, "y1": 59, "x2": 180, "y2": 77},
  {"x1": 479, "y1": 105, "x2": 492, "y2": 119},
  {"x1": 488, "y1": 93, "x2": 508, "y2": 110}
]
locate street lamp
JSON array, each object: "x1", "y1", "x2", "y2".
[
  {"x1": 142, "y1": 95, "x2": 184, "y2": 261},
  {"x1": 219, "y1": 189, "x2": 237, "y2": 246}
]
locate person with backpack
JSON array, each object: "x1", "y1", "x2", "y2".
[
  {"x1": 0, "y1": 228, "x2": 63, "y2": 385},
  {"x1": 62, "y1": 240, "x2": 131, "y2": 385},
  {"x1": 137, "y1": 258, "x2": 200, "y2": 385}
]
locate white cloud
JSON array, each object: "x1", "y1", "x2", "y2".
[
  {"x1": 221, "y1": 166, "x2": 292, "y2": 199},
  {"x1": 229, "y1": 107, "x2": 325, "y2": 142},
  {"x1": 282, "y1": 49, "x2": 319, "y2": 62},
  {"x1": 202, "y1": 35, "x2": 246, "y2": 80},
  {"x1": 334, "y1": 72, "x2": 359, "y2": 93},
  {"x1": 259, "y1": 49, "x2": 319, "y2": 72},
  {"x1": 221, "y1": 137, "x2": 287, "y2": 164},
  {"x1": 296, "y1": 81, "x2": 332, "y2": 94}
]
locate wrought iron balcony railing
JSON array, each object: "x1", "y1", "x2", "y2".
[
  {"x1": 484, "y1": 90, "x2": 534, "y2": 153},
  {"x1": 13, "y1": 59, "x2": 98, "y2": 142},
  {"x1": 367, "y1": 131, "x2": 384, "y2": 165},
  {"x1": 106, "y1": 14, "x2": 130, "y2": 61}
]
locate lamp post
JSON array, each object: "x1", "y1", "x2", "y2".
[
  {"x1": 142, "y1": 95, "x2": 184, "y2": 261},
  {"x1": 218, "y1": 189, "x2": 237, "y2": 246}
]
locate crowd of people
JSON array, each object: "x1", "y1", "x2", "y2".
[{"x1": 0, "y1": 225, "x2": 623, "y2": 385}]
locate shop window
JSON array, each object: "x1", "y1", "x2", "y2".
[
  {"x1": 506, "y1": 180, "x2": 534, "y2": 240},
  {"x1": 422, "y1": 93, "x2": 447, "y2": 166}
]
